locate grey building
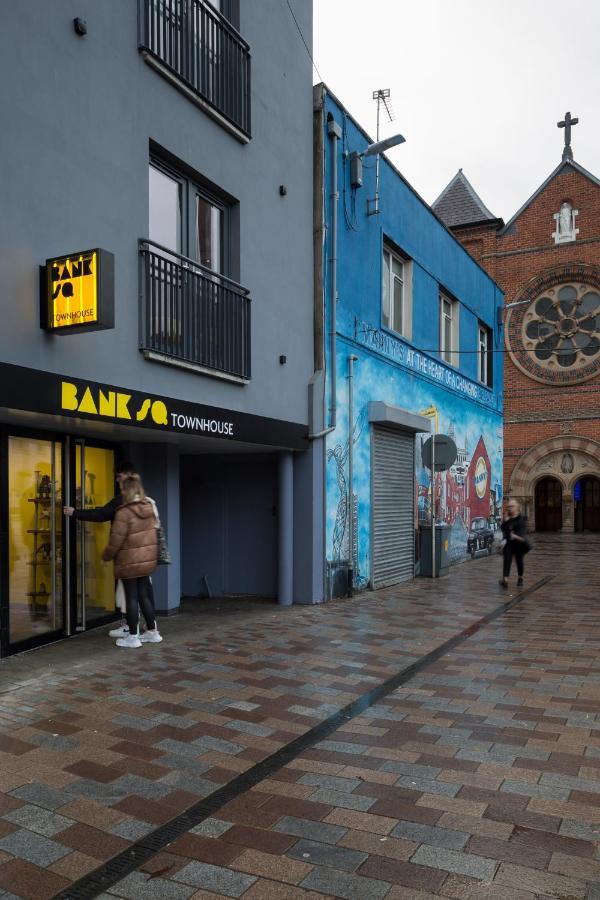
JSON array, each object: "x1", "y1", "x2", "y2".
[{"x1": 0, "y1": 0, "x2": 322, "y2": 655}]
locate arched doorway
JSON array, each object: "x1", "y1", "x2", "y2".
[
  {"x1": 535, "y1": 477, "x2": 562, "y2": 531},
  {"x1": 574, "y1": 477, "x2": 600, "y2": 532}
]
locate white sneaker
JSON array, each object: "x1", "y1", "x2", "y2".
[
  {"x1": 140, "y1": 629, "x2": 163, "y2": 644},
  {"x1": 109, "y1": 624, "x2": 130, "y2": 638},
  {"x1": 116, "y1": 634, "x2": 142, "y2": 649}
]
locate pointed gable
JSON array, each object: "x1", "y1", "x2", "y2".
[
  {"x1": 432, "y1": 169, "x2": 498, "y2": 228},
  {"x1": 499, "y1": 159, "x2": 600, "y2": 234}
]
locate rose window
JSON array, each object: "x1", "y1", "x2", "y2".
[{"x1": 522, "y1": 284, "x2": 600, "y2": 373}]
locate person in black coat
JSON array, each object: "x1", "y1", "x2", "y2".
[
  {"x1": 64, "y1": 461, "x2": 149, "y2": 636},
  {"x1": 500, "y1": 499, "x2": 529, "y2": 588},
  {"x1": 63, "y1": 460, "x2": 134, "y2": 523}
]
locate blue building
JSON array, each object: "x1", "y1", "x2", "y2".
[{"x1": 313, "y1": 86, "x2": 504, "y2": 594}]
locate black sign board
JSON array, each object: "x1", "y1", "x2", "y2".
[
  {"x1": 422, "y1": 434, "x2": 457, "y2": 472},
  {"x1": 40, "y1": 248, "x2": 115, "y2": 334},
  {"x1": 0, "y1": 362, "x2": 308, "y2": 450}
]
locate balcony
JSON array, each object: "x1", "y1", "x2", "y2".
[
  {"x1": 139, "y1": 0, "x2": 251, "y2": 141},
  {"x1": 139, "y1": 240, "x2": 251, "y2": 382}
]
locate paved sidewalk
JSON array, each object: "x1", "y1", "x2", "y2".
[{"x1": 0, "y1": 537, "x2": 598, "y2": 898}]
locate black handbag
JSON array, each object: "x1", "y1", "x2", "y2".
[
  {"x1": 149, "y1": 498, "x2": 171, "y2": 565},
  {"x1": 156, "y1": 523, "x2": 171, "y2": 565}
]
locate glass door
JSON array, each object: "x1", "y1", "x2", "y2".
[
  {"x1": 8, "y1": 436, "x2": 64, "y2": 645},
  {"x1": 74, "y1": 443, "x2": 116, "y2": 629}
]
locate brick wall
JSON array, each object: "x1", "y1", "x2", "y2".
[{"x1": 452, "y1": 166, "x2": 600, "y2": 493}]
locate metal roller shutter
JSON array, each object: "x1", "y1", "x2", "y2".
[{"x1": 372, "y1": 425, "x2": 415, "y2": 588}]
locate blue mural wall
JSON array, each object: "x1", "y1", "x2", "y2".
[{"x1": 321, "y1": 88, "x2": 504, "y2": 584}]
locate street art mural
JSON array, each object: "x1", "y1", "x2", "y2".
[{"x1": 326, "y1": 337, "x2": 503, "y2": 586}]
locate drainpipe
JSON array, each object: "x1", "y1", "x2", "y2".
[
  {"x1": 277, "y1": 451, "x2": 294, "y2": 606},
  {"x1": 348, "y1": 354, "x2": 358, "y2": 594},
  {"x1": 309, "y1": 113, "x2": 341, "y2": 440}
]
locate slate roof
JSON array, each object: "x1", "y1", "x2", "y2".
[{"x1": 432, "y1": 169, "x2": 497, "y2": 228}]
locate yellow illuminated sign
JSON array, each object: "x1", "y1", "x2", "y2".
[
  {"x1": 61, "y1": 382, "x2": 169, "y2": 425},
  {"x1": 47, "y1": 251, "x2": 98, "y2": 328},
  {"x1": 41, "y1": 248, "x2": 114, "y2": 333},
  {"x1": 59, "y1": 379, "x2": 235, "y2": 436}
]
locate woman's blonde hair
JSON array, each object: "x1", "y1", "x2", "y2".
[{"x1": 121, "y1": 474, "x2": 146, "y2": 504}]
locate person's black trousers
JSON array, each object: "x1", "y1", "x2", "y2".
[
  {"x1": 122, "y1": 576, "x2": 157, "y2": 633},
  {"x1": 502, "y1": 542, "x2": 525, "y2": 578}
]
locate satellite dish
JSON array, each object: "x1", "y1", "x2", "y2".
[{"x1": 422, "y1": 435, "x2": 457, "y2": 472}]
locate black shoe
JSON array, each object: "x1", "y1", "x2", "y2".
[
  {"x1": 517, "y1": 577, "x2": 524, "y2": 587},
  {"x1": 499, "y1": 578, "x2": 508, "y2": 588}
]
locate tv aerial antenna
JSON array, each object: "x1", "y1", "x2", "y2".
[{"x1": 369, "y1": 89, "x2": 395, "y2": 216}]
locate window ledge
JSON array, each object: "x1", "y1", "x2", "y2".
[
  {"x1": 381, "y1": 324, "x2": 411, "y2": 343},
  {"x1": 140, "y1": 50, "x2": 251, "y2": 145},
  {"x1": 143, "y1": 349, "x2": 250, "y2": 384}
]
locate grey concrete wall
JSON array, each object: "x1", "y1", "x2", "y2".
[{"x1": 0, "y1": 0, "x2": 314, "y2": 426}]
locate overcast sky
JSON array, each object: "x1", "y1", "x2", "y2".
[{"x1": 312, "y1": 0, "x2": 600, "y2": 220}]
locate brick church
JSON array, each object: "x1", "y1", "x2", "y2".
[{"x1": 434, "y1": 114, "x2": 600, "y2": 532}]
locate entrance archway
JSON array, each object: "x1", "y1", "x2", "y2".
[
  {"x1": 574, "y1": 476, "x2": 600, "y2": 532},
  {"x1": 535, "y1": 477, "x2": 562, "y2": 531}
]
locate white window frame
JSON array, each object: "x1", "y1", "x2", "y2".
[
  {"x1": 440, "y1": 293, "x2": 458, "y2": 365},
  {"x1": 382, "y1": 245, "x2": 412, "y2": 339},
  {"x1": 478, "y1": 323, "x2": 491, "y2": 386}
]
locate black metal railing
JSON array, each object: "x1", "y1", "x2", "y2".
[
  {"x1": 139, "y1": 0, "x2": 251, "y2": 138},
  {"x1": 140, "y1": 240, "x2": 251, "y2": 380}
]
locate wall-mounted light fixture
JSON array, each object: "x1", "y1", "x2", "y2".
[
  {"x1": 350, "y1": 133, "x2": 406, "y2": 215},
  {"x1": 73, "y1": 17, "x2": 88, "y2": 36}
]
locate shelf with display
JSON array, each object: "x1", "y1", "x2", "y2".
[{"x1": 27, "y1": 470, "x2": 62, "y2": 621}]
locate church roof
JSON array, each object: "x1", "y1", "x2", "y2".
[
  {"x1": 499, "y1": 158, "x2": 600, "y2": 234},
  {"x1": 432, "y1": 169, "x2": 498, "y2": 228}
]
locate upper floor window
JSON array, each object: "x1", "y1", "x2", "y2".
[
  {"x1": 440, "y1": 293, "x2": 459, "y2": 365},
  {"x1": 149, "y1": 164, "x2": 182, "y2": 255},
  {"x1": 196, "y1": 195, "x2": 223, "y2": 273},
  {"x1": 478, "y1": 323, "x2": 493, "y2": 387},
  {"x1": 143, "y1": 157, "x2": 250, "y2": 381},
  {"x1": 139, "y1": 0, "x2": 250, "y2": 141},
  {"x1": 149, "y1": 160, "x2": 228, "y2": 275},
  {"x1": 382, "y1": 244, "x2": 412, "y2": 339}
]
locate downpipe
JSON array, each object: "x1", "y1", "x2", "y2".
[
  {"x1": 347, "y1": 354, "x2": 358, "y2": 595},
  {"x1": 309, "y1": 114, "x2": 341, "y2": 440}
]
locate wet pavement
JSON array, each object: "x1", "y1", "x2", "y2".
[{"x1": 0, "y1": 535, "x2": 598, "y2": 898}]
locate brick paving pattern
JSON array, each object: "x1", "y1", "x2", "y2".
[{"x1": 0, "y1": 534, "x2": 598, "y2": 897}]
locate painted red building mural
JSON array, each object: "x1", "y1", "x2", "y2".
[{"x1": 465, "y1": 436, "x2": 491, "y2": 524}]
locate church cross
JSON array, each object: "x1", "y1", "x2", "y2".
[{"x1": 558, "y1": 111, "x2": 579, "y2": 161}]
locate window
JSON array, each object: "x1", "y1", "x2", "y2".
[
  {"x1": 149, "y1": 164, "x2": 182, "y2": 254},
  {"x1": 440, "y1": 293, "x2": 459, "y2": 365},
  {"x1": 139, "y1": 0, "x2": 249, "y2": 139},
  {"x1": 382, "y1": 245, "x2": 412, "y2": 338},
  {"x1": 143, "y1": 157, "x2": 249, "y2": 380},
  {"x1": 149, "y1": 160, "x2": 229, "y2": 274},
  {"x1": 478, "y1": 323, "x2": 492, "y2": 387},
  {"x1": 196, "y1": 194, "x2": 223, "y2": 273}
]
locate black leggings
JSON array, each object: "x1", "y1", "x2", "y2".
[
  {"x1": 122, "y1": 576, "x2": 156, "y2": 633},
  {"x1": 503, "y1": 542, "x2": 525, "y2": 578}
]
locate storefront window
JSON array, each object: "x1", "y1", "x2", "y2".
[
  {"x1": 75, "y1": 445, "x2": 116, "y2": 627},
  {"x1": 8, "y1": 437, "x2": 63, "y2": 644}
]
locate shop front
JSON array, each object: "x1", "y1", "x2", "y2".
[
  {"x1": 2, "y1": 432, "x2": 117, "y2": 654},
  {"x1": 0, "y1": 362, "x2": 310, "y2": 656}
]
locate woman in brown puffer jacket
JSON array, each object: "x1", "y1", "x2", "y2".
[{"x1": 102, "y1": 474, "x2": 161, "y2": 648}]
